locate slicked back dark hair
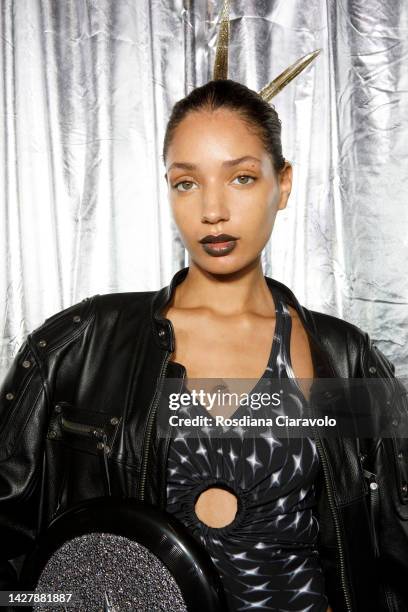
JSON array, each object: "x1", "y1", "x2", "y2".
[{"x1": 162, "y1": 79, "x2": 286, "y2": 173}]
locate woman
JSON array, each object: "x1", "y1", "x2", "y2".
[
  {"x1": 158, "y1": 78, "x2": 407, "y2": 612},
  {"x1": 162, "y1": 78, "x2": 329, "y2": 611},
  {"x1": 0, "y1": 83, "x2": 407, "y2": 612}
]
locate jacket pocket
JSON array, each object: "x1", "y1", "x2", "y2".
[
  {"x1": 47, "y1": 402, "x2": 122, "y2": 513},
  {"x1": 47, "y1": 402, "x2": 121, "y2": 457}
]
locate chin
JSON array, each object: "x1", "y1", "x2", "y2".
[{"x1": 191, "y1": 252, "x2": 257, "y2": 276}]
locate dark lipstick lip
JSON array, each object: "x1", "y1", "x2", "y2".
[
  {"x1": 201, "y1": 240, "x2": 238, "y2": 257},
  {"x1": 199, "y1": 233, "x2": 239, "y2": 244}
]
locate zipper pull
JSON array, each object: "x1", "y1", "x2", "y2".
[
  {"x1": 98, "y1": 432, "x2": 112, "y2": 496},
  {"x1": 363, "y1": 469, "x2": 380, "y2": 558}
]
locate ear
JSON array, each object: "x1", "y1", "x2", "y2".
[{"x1": 277, "y1": 161, "x2": 292, "y2": 210}]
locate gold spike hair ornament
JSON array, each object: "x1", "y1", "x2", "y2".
[
  {"x1": 212, "y1": 0, "x2": 231, "y2": 80},
  {"x1": 212, "y1": 0, "x2": 321, "y2": 101}
]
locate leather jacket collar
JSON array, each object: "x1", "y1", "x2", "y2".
[{"x1": 151, "y1": 265, "x2": 337, "y2": 378}]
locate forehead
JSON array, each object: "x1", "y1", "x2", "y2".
[{"x1": 166, "y1": 108, "x2": 267, "y2": 164}]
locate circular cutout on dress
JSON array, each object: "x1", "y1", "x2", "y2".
[
  {"x1": 195, "y1": 486, "x2": 238, "y2": 528},
  {"x1": 189, "y1": 478, "x2": 248, "y2": 535}
]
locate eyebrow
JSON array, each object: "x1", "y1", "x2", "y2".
[{"x1": 167, "y1": 155, "x2": 261, "y2": 172}]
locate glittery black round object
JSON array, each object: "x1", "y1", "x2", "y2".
[
  {"x1": 33, "y1": 532, "x2": 187, "y2": 612},
  {"x1": 20, "y1": 496, "x2": 227, "y2": 612}
]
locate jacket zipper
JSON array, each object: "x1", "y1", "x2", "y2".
[
  {"x1": 301, "y1": 315, "x2": 354, "y2": 611},
  {"x1": 314, "y1": 434, "x2": 353, "y2": 611},
  {"x1": 161, "y1": 366, "x2": 186, "y2": 507},
  {"x1": 139, "y1": 351, "x2": 171, "y2": 501}
]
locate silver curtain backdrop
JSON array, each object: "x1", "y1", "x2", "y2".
[{"x1": 1, "y1": 0, "x2": 407, "y2": 382}]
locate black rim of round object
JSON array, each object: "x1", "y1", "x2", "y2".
[{"x1": 20, "y1": 496, "x2": 227, "y2": 611}]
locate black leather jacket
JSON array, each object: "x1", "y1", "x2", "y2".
[{"x1": 1, "y1": 266, "x2": 407, "y2": 612}]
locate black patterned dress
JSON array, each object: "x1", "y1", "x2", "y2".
[{"x1": 165, "y1": 291, "x2": 329, "y2": 611}]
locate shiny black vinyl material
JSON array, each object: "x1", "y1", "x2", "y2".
[{"x1": 0, "y1": 266, "x2": 407, "y2": 611}]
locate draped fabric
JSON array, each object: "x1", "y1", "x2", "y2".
[{"x1": 1, "y1": 0, "x2": 407, "y2": 381}]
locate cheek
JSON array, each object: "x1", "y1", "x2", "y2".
[
  {"x1": 264, "y1": 179, "x2": 280, "y2": 205},
  {"x1": 242, "y1": 187, "x2": 279, "y2": 244},
  {"x1": 237, "y1": 183, "x2": 277, "y2": 223},
  {"x1": 262, "y1": 183, "x2": 280, "y2": 223},
  {"x1": 170, "y1": 200, "x2": 197, "y2": 239}
]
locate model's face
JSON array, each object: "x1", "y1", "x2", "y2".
[{"x1": 164, "y1": 108, "x2": 292, "y2": 273}]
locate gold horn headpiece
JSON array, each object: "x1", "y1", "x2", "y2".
[{"x1": 212, "y1": 0, "x2": 321, "y2": 101}]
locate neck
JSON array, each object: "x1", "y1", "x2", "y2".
[{"x1": 173, "y1": 258, "x2": 275, "y2": 317}]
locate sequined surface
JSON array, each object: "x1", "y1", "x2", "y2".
[{"x1": 33, "y1": 533, "x2": 187, "y2": 612}]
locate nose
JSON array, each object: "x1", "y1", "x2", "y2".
[{"x1": 200, "y1": 186, "x2": 230, "y2": 224}]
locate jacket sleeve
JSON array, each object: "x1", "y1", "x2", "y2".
[
  {"x1": 361, "y1": 335, "x2": 408, "y2": 608},
  {"x1": 0, "y1": 334, "x2": 49, "y2": 590}
]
